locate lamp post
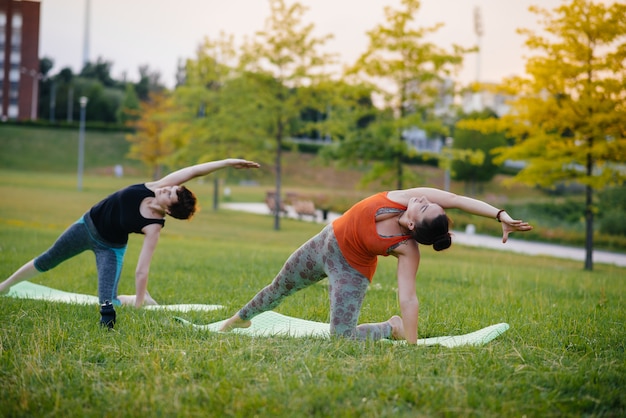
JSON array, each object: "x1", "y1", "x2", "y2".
[
  {"x1": 20, "y1": 68, "x2": 41, "y2": 120},
  {"x1": 77, "y1": 96, "x2": 88, "y2": 191}
]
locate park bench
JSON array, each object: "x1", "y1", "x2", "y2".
[
  {"x1": 265, "y1": 191, "x2": 288, "y2": 215},
  {"x1": 293, "y1": 199, "x2": 317, "y2": 220}
]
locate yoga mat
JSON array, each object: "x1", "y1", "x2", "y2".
[
  {"x1": 5, "y1": 281, "x2": 223, "y2": 312},
  {"x1": 175, "y1": 311, "x2": 510, "y2": 347},
  {"x1": 6, "y1": 281, "x2": 509, "y2": 346}
]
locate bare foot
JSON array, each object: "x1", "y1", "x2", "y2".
[
  {"x1": 388, "y1": 315, "x2": 405, "y2": 340},
  {"x1": 117, "y1": 295, "x2": 136, "y2": 306},
  {"x1": 144, "y1": 292, "x2": 158, "y2": 305},
  {"x1": 219, "y1": 314, "x2": 252, "y2": 332}
]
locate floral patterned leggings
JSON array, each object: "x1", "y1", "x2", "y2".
[{"x1": 238, "y1": 224, "x2": 392, "y2": 340}]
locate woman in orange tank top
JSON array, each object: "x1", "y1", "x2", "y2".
[{"x1": 221, "y1": 187, "x2": 532, "y2": 344}]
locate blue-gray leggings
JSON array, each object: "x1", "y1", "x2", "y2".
[
  {"x1": 239, "y1": 224, "x2": 392, "y2": 341},
  {"x1": 34, "y1": 213, "x2": 127, "y2": 305}
]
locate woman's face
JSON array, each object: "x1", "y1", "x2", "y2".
[
  {"x1": 406, "y1": 196, "x2": 444, "y2": 229},
  {"x1": 155, "y1": 186, "x2": 180, "y2": 208}
]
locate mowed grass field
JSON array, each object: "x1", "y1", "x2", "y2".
[{"x1": 0, "y1": 169, "x2": 624, "y2": 417}]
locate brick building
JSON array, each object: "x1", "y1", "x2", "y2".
[{"x1": 0, "y1": 0, "x2": 40, "y2": 121}]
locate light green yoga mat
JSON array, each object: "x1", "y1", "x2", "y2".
[
  {"x1": 6, "y1": 281, "x2": 223, "y2": 312},
  {"x1": 175, "y1": 311, "x2": 510, "y2": 347},
  {"x1": 6, "y1": 281, "x2": 509, "y2": 346}
]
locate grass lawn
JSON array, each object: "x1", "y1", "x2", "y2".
[{"x1": 0, "y1": 171, "x2": 625, "y2": 417}]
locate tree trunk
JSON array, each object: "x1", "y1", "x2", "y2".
[
  {"x1": 274, "y1": 122, "x2": 283, "y2": 231},
  {"x1": 584, "y1": 146, "x2": 594, "y2": 271}
]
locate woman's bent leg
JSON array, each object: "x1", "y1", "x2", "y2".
[
  {"x1": 324, "y1": 233, "x2": 392, "y2": 341},
  {"x1": 33, "y1": 220, "x2": 92, "y2": 272},
  {"x1": 237, "y1": 231, "x2": 328, "y2": 321}
]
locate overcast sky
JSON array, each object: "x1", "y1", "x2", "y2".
[{"x1": 40, "y1": 0, "x2": 570, "y2": 88}]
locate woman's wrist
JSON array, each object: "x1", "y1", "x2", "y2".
[{"x1": 496, "y1": 209, "x2": 506, "y2": 222}]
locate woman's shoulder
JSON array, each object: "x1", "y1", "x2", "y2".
[{"x1": 123, "y1": 183, "x2": 151, "y2": 192}]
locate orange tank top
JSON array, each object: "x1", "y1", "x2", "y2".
[{"x1": 332, "y1": 192, "x2": 410, "y2": 281}]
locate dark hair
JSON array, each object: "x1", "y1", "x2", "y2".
[
  {"x1": 411, "y1": 214, "x2": 452, "y2": 251},
  {"x1": 168, "y1": 186, "x2": 197, "y2": 220}
]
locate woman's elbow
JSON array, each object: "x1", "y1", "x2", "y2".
[
  {"x1": 135, "y1": 268, "x2": 149, "y2": 279},
  {"x1": 399, "y1": 295, "x2": 419, "y2": 308}
]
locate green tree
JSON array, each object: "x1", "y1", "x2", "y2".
[
  {"x1": 135, "y1": 64, "x2": 165, "y2": 101},
  {"x1": 37, "y1": 57, "x2": 55, "y2": 120},
  {"x1": 345, "y1": 0, "x2": 473, "y2": 189},
  {"x1": 52, "y1": 67, "x2": 75, "y2": 122},
  {"x1": 80, "y1": 57, "x2": 118, "y2": 88},
  {"x1": 117, "y1": 83, "x2": 141, "y2": 126},
  {"x1": 170, "y1": 33, "x2": 265, "y2": 168},
  {"x1": 167, "y1": 34, "x2": 268, "y2": 209},
  {"x1": 452, "y1": 110, "x2": 506, "y2": 194},
  {"x1": 238, "y1": 0, "x2": 335, "y2": 230},
  {"x1": 460, "y1": 0, "x2": 626, "y2": 270},
  {"x1": 309, "y1": 79, "x2": 378, "y2": 146}
]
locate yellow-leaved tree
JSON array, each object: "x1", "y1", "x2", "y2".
[
  {"x1": 460, "y1": 0, "x2": 626, "y2": 270},
  {"x1": 126, "y1": 92, "x2": 179, "y2": 180}
]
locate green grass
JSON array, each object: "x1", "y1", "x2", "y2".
[
  {"x1": 0, "y1": 125, "x2": 145, "y2": 176},
  {"x1": 0, "y1": 170, "x2": 625, "y2": 417}
]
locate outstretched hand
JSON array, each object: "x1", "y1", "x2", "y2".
[
  {"x1": 499, "y1": 212, "x2": 533, "y2": 243},
  {"x1": 227, "y1": 159, "x2": 261, "y2": 169}
]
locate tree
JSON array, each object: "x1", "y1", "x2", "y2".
[
  {"x1": 452, "y1": 110, "x2": 506, "y2": 194},
  {"x1": 117, "y1": 83, "x2": 141, "y2": 126},
  {"x1": 345, "y1": 0, "x2": 474, "y2": 189},
  {"x1": 125, "y1": 92, "x2": 176, "y2": 179},
  {"x1": 460, "y1": 0, "x2": 626, "y2": 270},
  {"x1": 54, "y1": 67, "x2": 75, "y2": 122},
  {"x1": 238, "y1": 0, "x2": 335, "y2": 230},
  {"x1": 80, "y1": 57, "x2": 118, "y2": 88},
  {"x1": 37, "y1": 57, "x2": 55, "y2": 120},
  {"x1": 169, "y1": 33, "x2": 268, "y2": 167},
  {"x1": 135, "y1": 65, "x2": 165, "y2": 101}
]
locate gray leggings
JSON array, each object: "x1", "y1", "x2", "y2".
[
  {"x1": 239, "y1": 224, "x2": 392, "y2": 341},
  {"x1": 34, "y1": 213, "x2": 127, "y2": 304}
]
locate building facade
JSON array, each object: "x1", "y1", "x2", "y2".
[{"x1": 0, "y1": 0, "x2": 40, "y2": 121}]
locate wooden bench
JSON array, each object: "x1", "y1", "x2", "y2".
[
  {"x1": 293, "y1": 199, "x2": 317, "y2": 220},
  {"x1": 265, "y1": 191, "x2": 288, "y2": 215}
]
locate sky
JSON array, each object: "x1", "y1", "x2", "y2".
[{"x1": 39, "y1": 0, "x2": 569, "y2": 88}]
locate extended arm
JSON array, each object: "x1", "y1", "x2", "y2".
[
  {"x1": 146, "y1": 159, "x2": 260, "y2": 189},
  {"x1": 394, "y1": 242, "x2": 421, "y2": 344},
  {"x1": 401, "y1": 188, "x2": 533, "y2": 243}
]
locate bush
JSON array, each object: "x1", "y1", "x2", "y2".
[
  {"x1": 599, "y1": 209, "x2": 626, "y2": 236},
  {"x1": 598, "y1": 186, "x2": 626, "y2": 236}
]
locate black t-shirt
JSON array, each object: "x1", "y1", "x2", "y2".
[{"x1": 89, "y1": 184, "x2": 165, "y2": 244}]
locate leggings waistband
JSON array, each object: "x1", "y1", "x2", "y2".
[{"x1": 81, "y1": 212, "x2": 126, "y2": 249}]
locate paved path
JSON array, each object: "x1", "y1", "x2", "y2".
[{"x1": 222, "y1": 202, "x2": 626, "y2": 267}]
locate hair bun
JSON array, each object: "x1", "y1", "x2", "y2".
[{"x1": 433, "y1": 233, "x2": 452, "y2": 251}]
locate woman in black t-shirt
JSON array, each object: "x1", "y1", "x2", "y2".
[{"x1": 0, "y1": 158, "x2": 259, "y2": 321}]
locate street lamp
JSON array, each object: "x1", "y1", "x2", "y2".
[
  {"x1": 20, "y1": 67, "x2": 42, "y2": 120},
  {"x1": 77, "y1": 96, "x2": 88, "y2": 191}
]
